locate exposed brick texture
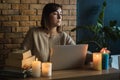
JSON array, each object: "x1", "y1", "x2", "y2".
[{"x1": 0, "y1": 0, "x2": 76, "y2": 66}]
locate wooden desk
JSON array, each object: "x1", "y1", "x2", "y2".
[{"x1": 1, "y1": 68, "x2": 120, "y2": 80}]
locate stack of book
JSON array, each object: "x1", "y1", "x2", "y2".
[
  {"x1": 0, "y1": 69, "x2": 28, "y2": 78},
  {"x1": 0, "y1": 49, "x2": 35, "y2": 78},
  {"x1": 5, "y1": 49, "x2": 35, "y2": 69}
]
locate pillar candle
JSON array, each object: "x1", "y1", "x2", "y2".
[
  {"x1": 42, "y1": 62, "x2": 52, "y2": 77},
  {"x1": 102, "y1": 52, "x2": 109, "y2": 70},
  {"x1": 32, "y1": 58, "x2": 41, "y2": 77},
  {"x1": 100, "y1": 48, "x2": 110, "y2": 70},
  {"x1": 93, "y1": 53, "x2": 102, "y2": 71}
]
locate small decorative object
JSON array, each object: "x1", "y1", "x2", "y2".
[
  {"x1": 32, "y1": 58, "x2": 41, "y2": 77},
  {"x1": 93, "y1": 52, "x2": 102, "y2": 71},
  {"x1": 42, "y1": 62, "x2": 52, "y2": 77},
  {"x1": 100, "y1": 48, "x2": 110, "y2": 70}
]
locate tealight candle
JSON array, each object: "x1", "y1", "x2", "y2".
[
  {"x1": 42, "y1": 62, "x2": 52, "y2": 77},
  {"x1": 32, "y1": 58, "x2": 41, "y2": 77},
  {"x1": 93, "y1": 52, "x2": 102, "y2": 71}
]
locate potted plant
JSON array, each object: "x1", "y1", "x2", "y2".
[{"x1": 71, "y1": 0, "x2": 120, "y2": 52}]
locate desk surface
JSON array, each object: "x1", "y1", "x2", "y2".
[{"x1": 1, "y1": 68, "x2": 120, "y2": 80}]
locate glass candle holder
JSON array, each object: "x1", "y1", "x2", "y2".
[
  {"x1": 93, "y1": 52, "x2": 102, "y2": 71},
  {"x1": 42, "y1": 62, "x2": 52, "y2": 77}
]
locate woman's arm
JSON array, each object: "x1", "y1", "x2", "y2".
[{"x1": 62, "y1": 32, "x2": 76, "y2": 45}]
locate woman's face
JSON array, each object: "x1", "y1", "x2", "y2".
[{"x1": 48, "y1": 7, "x2": 62, "y2": 27}]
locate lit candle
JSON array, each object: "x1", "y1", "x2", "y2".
[
  {"x1": 93, "y1": 52, "x2": 102, "y2": 71},
  {"x1": 101, "y1": 48, "x2": 109, "y2": 70},
  {"x1": 32, "y1": 58, "x2": 41, "y2": 77},
  {"x1": 42, "y1": 62, "x2": 52, "y2": 77}
]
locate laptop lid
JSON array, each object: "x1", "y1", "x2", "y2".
[{"x1": 51, "y1": 44, "x2": 88, "y2": 71}]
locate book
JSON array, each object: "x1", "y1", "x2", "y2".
[
  {"x1": 4, "y1": 66, "x2": 25, "y2": 71},
  {"x1": 5, "y1": 56, "x2": 35, "y2": 68},
  {"x1": 8, "y1": 50, "x2": 32, "y2": 60},
  {"x1": 0, "y1": 69, "x2": 27, "y2": 78},
  {"x1": 22, "y1": 55, "x2": 35, "y2": 68}
]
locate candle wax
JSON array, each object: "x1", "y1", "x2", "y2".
[
  {"x1": 32, "y1": 58, "x2": 41, "y2": 77},
  {"x1": 42, "y1": 62, "x2": 52, "y2": 77},
  {"x1": 102, "y1": 53, "x2": 109, "y2": 70}
]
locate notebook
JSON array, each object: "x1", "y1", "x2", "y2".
[{"x1": 51, "y1": 44, "x2": 88, "y2": 71}]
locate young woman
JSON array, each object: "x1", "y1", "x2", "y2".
[{"x1": 22, "y1": 3, "x2": 75, "y2": 62}]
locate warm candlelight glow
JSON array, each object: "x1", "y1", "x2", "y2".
[
  {"x1": 42, "y1": 62, "x2": 52, "y2": 77},
  {"x1": 36, "y1": 58, "x2": 38, "y2": 61},
  {"x1": 93, "y1": 53, "x2": 102, "y2": 71},
  {"x1": 32, "y1": 58, "x2": 41, "y2": 77},
  {"x1": 100, "y1": 48, "x2": 110, "y2": 54}
]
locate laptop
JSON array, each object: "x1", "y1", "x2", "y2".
[{"x1": 50, "y1": 44, "x2": 88, "y2": 71}]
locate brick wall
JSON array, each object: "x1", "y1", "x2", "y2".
[{"x1": 0, "y1": 0, "x2": 76, "y2": 65}]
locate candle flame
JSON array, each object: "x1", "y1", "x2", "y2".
[
  {"x1": 36, "y1": 58, "x2": 38, "y2": 61},
  {"x1": 100, "y1": 48, "x2": 110, "y2": 54},
  {"x1": 103, "y1": 50, "x2": 106, "y2": 53}
]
